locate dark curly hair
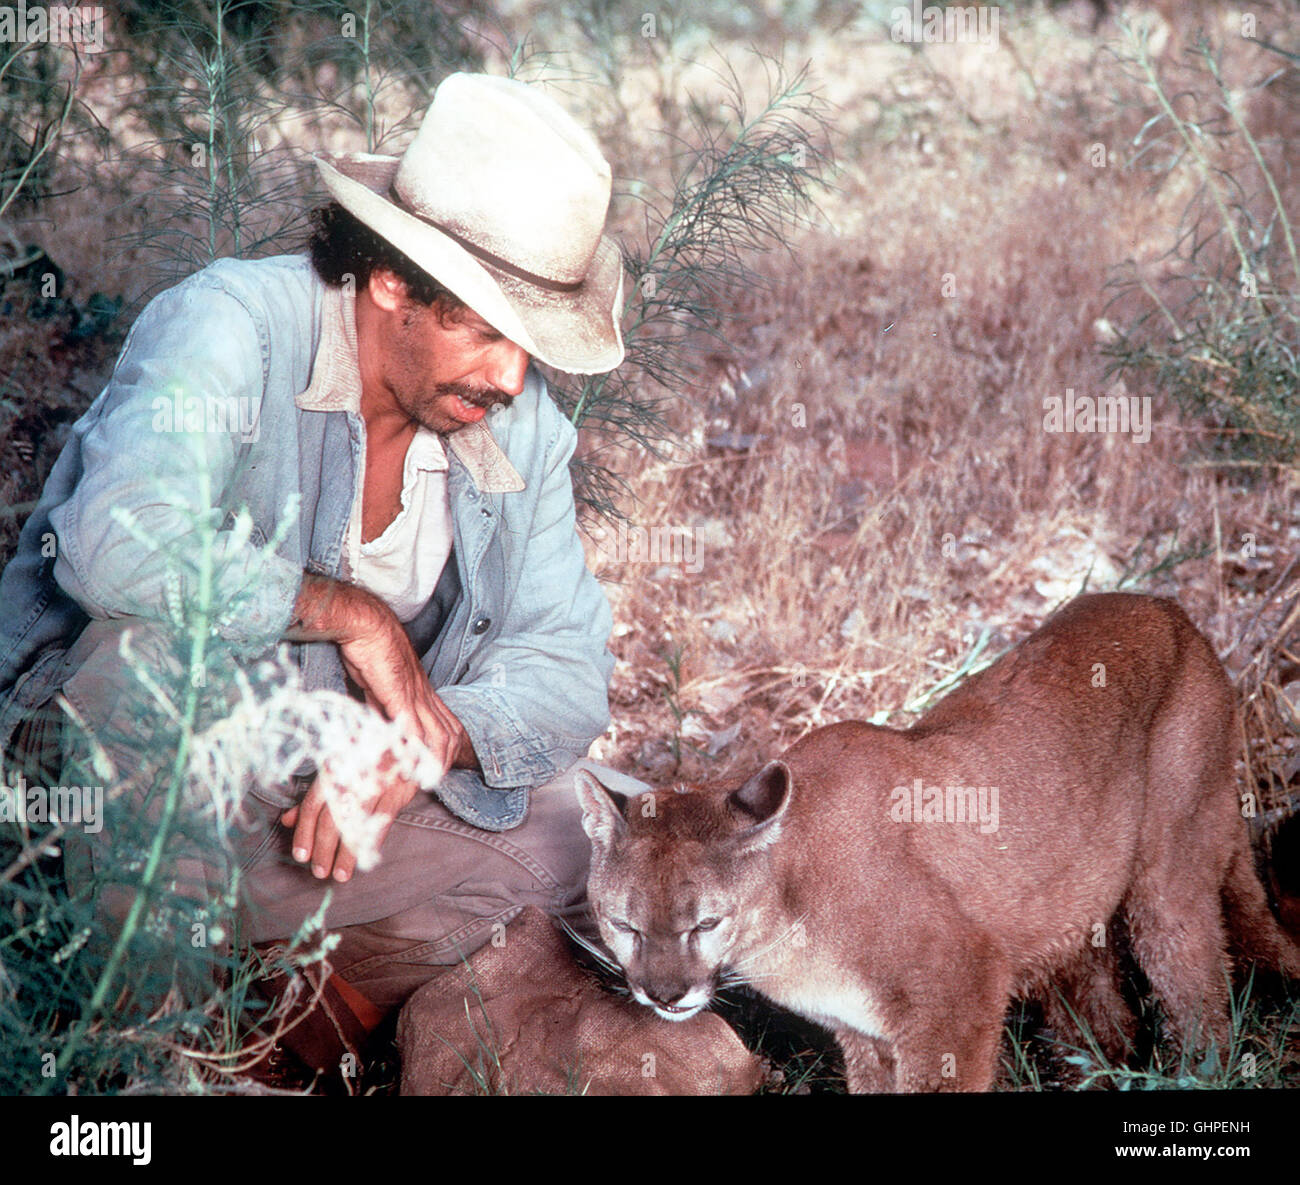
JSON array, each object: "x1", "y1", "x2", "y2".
[{"x1": 307, "y1": 201, "x2": 469, "y2": 324}]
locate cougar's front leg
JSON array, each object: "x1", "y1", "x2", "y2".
[
  {"x1": 893, "y1": 1010, "x2": 1006, "y2": 1091},
  {"x1": 892, "y1": 949, "x2": 1012, "y2": 1092},
  {"x1": 833, "y1": 1026, "x2": 895, "y2": 1093}
]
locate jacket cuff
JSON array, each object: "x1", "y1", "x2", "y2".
[
  {"x1": 213, "y1": 549, "x2": 301, "y2": 650},
  {"x1": 435, "y1": 683, "x2": 580, "y2": 788}
]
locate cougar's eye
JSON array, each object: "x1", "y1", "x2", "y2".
[
  {"x1": 695, "y1": 917, "x2": 722, "y2": 932},
  {"x1": 610, "y1": 919, "x2": 638, "y2": 935}
]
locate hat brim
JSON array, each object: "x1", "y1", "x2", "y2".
[{"x1": 315, "y1": 153, "x2": 625, "y2": 375}]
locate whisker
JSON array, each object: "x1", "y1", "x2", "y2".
[
  {"x1": 721, "y1": 971, "x2": 778, "y2": 988},
  {"x1": 558, "y1": 917, "x2": 621, "y2": 973},
  {"x1": 729, "y1": 913, "x2": 809, "y2": 972}
]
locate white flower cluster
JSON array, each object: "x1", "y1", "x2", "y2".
[{"x1": 187, "y1": 653, "x2": 445, "y2": 871}]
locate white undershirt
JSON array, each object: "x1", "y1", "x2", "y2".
[{"x1": 348, "y1": 427, "x2": 454, "y2": 622}]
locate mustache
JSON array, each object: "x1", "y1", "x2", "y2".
[{"x1": 438, "y1": 382, "x2": 511, "y2": 411}]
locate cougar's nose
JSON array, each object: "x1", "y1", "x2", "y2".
[{"x1": 646, "y1": 989, "x2": 694, "y2": 1014}]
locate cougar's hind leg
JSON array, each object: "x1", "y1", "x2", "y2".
[
  {"x1": 1222, "y1": 838, "x2": 1300, "y2": 980},
  {"x1": 1040, "y1": 939, "x2": 1137, "y2": 1071},
  {"x1": 1124, "y1": 872, "x2": 1233, "y2": 1059},
  {"x1": 1129, "y1": 649, "x2": 1238, "y2": 1060}
]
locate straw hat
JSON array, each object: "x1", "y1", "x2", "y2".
[{"x1": 314, "y1": 73, "x2": 624, "y2": 375}]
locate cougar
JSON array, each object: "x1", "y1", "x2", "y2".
[{"x1": 577, "y1": 592, "x2": 1300, "y2": 1092}]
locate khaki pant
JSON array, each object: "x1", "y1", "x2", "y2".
[
  {"x1": 50, "y1": 617, "x2": 648, "y2": 1014},
  {"x1": 239, "y1": 758, "x2": 647, "y2": 1012}
]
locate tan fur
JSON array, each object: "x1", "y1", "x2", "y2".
[{"x1": 578, "y1": 593, "x2": 1300, "y2": 1092}]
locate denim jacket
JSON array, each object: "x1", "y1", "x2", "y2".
[{"x1": 0, "y1": 254, "x2": 614, "y2": 830}]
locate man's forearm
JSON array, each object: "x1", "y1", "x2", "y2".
[
  {"x1": 286, "y1": 573, "x2": 478, "y2": 770},
  {"x1": 285, "y1": 571, "x2": 381, "y2": 643}
]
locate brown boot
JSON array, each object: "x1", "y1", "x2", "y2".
[
  {"x1": 248, "y1": 947, "x2": 386, "y2": 1084},
  {"x1": 394, "y1": 906, "x2": 764, "y2": 1095}
]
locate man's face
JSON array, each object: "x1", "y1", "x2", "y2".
[{"x1": 380, "y1": 287, "x2": 530, "y2": 435}]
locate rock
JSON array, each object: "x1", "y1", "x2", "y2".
[
  {"x1": 706, "y1": 721, "x2": 742, "y2": 757},
  {"x1": 707, "y1": 619, "x2": 739, "y2": 645},
  {"x1": 396, "y1": 908, "x2": 763, "y2": 1095},
  {"x1": 840, "y1": 608, "x2": 864, "y2": 640}
]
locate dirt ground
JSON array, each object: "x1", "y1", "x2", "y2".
[{"x1": 1, "y1": 0, "x2": 1296, "y2": 1093}]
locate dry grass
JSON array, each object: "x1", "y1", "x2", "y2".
[
  {"x1": 578, "y1": 3, "x2": 1299, "y2": 832},
  {"x1": 572, "y1": 5, "x2": 1300, "y2": 1086},
  {"x1": 0, "y1": 0, "x2": 1296, "y2": 1092}
]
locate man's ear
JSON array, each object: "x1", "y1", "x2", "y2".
[
  {"x1": 725, "y1": 761, "x2": 792, "y2": 851},
  {"x1": 367, "y1": 266, "x2": 408, "y2": 312},
  {"x1": 575, "y1": 769, "x2": 630, "y2": 849}
]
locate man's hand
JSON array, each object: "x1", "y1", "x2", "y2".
[
  {"x1": 280, "y1": 765, "x2": 418, "y2": 883},
  {"x1": 283, "y1": 574, "x2": 478, "y2": 879}
]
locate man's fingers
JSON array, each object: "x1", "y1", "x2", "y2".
[
  {"x1": 288, "y1": 782, "x2": 325, "y2": 864},
  {"x1": 401, "y1": 690, "x2": 468, "y2": 770},
  {"x1": 282, "y1": 762, "x2": 425, "y2": 884},
  {"x1": 306, "y1": 804, "x2": 342, "y2": 880},
  {"x1": 289, "y1": 780, "x2": 341, "y2": 877},
  {"x1": 330, "y1": 842, "x2": 357, "y2": 884},
  {"x1": 406, "y1": 704, "x2": 457, "y2": 773},
  {"x1": 369, "y1": 784, "x2": 414, "y2": 853}
]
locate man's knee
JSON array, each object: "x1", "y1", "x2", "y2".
[
  {"x1": 522, "y1": 758, "x2": 652, "y2": 903},
  {"x1": 56, "y1": 617, "x2": 250, "y2": 927},
  {"x1": 60, "y1": 617, "x2": 185, "y2": 746}
]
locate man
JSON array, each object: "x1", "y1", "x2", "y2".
[{"x1": 0, "y1": 73, "x2": 665, "y2": 1078}]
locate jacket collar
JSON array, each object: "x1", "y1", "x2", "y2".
[{"x1": 295, "y1": 281, "x2": 525, "y2": 494}]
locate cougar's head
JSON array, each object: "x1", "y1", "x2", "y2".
[{"x1": 575, "y1": 762, "x2": 791, "y2": 1022}]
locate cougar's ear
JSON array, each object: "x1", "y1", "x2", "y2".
[
  {"x1": 575, "y1": 769, "x2": 630, "y2": 848},
  {"x1": 726, "y1": 760, "x2": 792, "y2": 849}
]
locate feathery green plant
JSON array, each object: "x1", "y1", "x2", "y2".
[
  {"x1": 2, "y1": 451, "x2": 264, "y2": 1091},
  {"x1": 0, "y1": 422, "x2": 448, "y2": 1092},
  {"x1": 110, "y1": 0, "x2": 312, "y2": 296},
  {"x1": 550, "y1": 54, "x2": 833, "y2": 519},
  {"x1": 280, "y1": 0, "x2": 486, "y2": 153},
  {"x1": 106, "y1": 0, "x2": 496, "y2": 302},
  {"x1": 1102, "y1": 24, "x2": 1299, "y2": 474}
]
